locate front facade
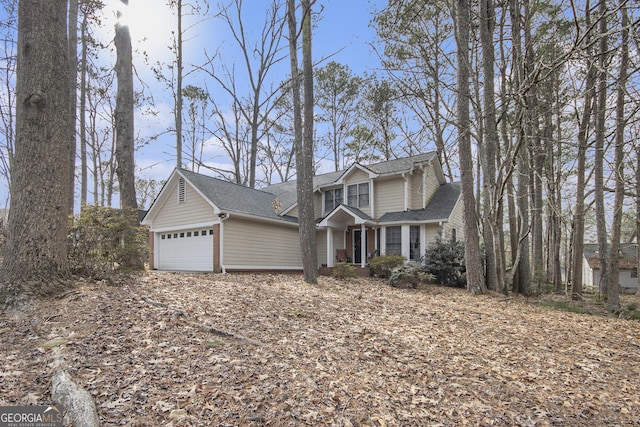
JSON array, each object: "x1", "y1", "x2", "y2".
[
  {"x1": 582, "y1": 244, "x2": 639, "y2": 294},
  {"x1": 141, "y1": 153, "x2": 463, "y2": 272}
]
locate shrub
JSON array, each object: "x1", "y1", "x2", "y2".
[
  {"x1": 69, "y1": 206, "x2": 147, "y2": 279},
  {"x1": 331, "y1": 262, "x2": 357, "y2": 280},
  {"x1": 388, "y1": 264, "x2": 435, "y2": 288},
  {"x1": 423, "y1": 238, "x2": 466, "y2": 287},
  {"x1": 369, "y1": 254, "x2": 405, "y2": 278}
]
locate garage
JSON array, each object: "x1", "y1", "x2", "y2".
[{"x1": 156, "y1": 228, "x2": 214, "y2": 271}]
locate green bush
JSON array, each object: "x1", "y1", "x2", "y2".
[
  {"x1": 423, "y1": 238, "x2": 466, "y2": 287},
  {"x1": 69, "y1": 206, "x2": 147, "y2": 279},
  {"x1": 388, "y1": 264, "x2": 435, "y2": 288},
  {"x1": 331, "y1": 262, "x2": 357, "y2": 280},
  {"x1": 369, "y1": 254, "x2": 405, "y2": 278}
]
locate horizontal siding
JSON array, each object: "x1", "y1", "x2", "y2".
[
  {"x1": 153, "y1": 181, "x2": 215, "y2": 229},
  {"x1": 423, "y1": 163, "x2": 440, "y2": 206},
  {"x1": 223, "y1": 217, "x2": 302, "y2": 268},
  {"x1": 408, "y1": 172, "x2": 423, "y2": 210},
  {"x1": 344, "y1": 169, "x2": 369, "y2": 186},
  {"x1": 374, "y1": 178, "x2": 404, "y2": 217},
  {"x1": 444, "y1": 198, "x2": 464, "y2": 240},
  {"x1": 425, "y1": 224, "x2": 442, "y2": 246}
]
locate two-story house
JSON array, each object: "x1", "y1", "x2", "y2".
[{"x1": 141, "y1": 152, "x2": 463, "y2": 272}]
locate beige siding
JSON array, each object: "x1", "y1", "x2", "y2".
[
  {"x1": 153, "y1": 181, "x2": 214, "y2": 229},
  {"x1": 344, "y1": 168, "x2": 369, "y2": 185},
  {"x1": 317, "y1": 229, "x2": 327, "y2": 266},
  {"x1": 444, "y1": 197, "x2": 464, "y2": 240},
  {"x1": 374, "y1": 178, "x2": 404, "y2": 217},
  {"x1": 408, "y1": 172, "x2": 423, "y2": 210},
  {"x1": 423, "y1": 163, "x2": 441, "y2": 206},
  {"x1": 223, "y1": 217, "x2": 302, "y2": 268},
  {"x1": 425, "y1": 224, "x2": 442, "y2": 246},
  {"x1": 314, "y1": 192, "x2": 323, "y2": 219}
]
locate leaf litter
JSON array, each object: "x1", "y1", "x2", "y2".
[{"x1": 1, "y1": 271, "x2": 639, "y2": 426}]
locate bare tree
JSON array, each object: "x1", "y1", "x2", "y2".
[
  {"x1": 202, "y1": 0, "x2": 287, "y2": 187},
  {"x1": 455, "y1": 0, "x2": 485, "y2": 294},
  {"x1": 1, "y1": 0, "x2": 71, "y2": 306},
  {"x1": 287, "y1": 0, "x2": 317, "y2": 284}
]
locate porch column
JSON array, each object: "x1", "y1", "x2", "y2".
[
  {"x1": 361, "y1": 224, "x2": 367, "y2": 268},
  {"x1": 327, "y1": 227, "x2": 334, "y2": 267}
]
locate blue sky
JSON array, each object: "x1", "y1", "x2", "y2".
[
  {"x1": 0, "y1": 0, "x2": 387, "y2": 209},
  {"x1": 105, "y1": 0, "x2": 386, "y2": 202}
]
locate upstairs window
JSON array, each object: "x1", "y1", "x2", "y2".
[
  {"x1": 324, "y1": 188, "x2": 343, "y2": 213},
  {"x1": 178, "y1": 177, "x2": 186, "y2": 203},
  {"x1": 347, "y1": 182, "x2": 369, "y2": 208}
]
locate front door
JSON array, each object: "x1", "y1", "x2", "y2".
[{"x1": 353, "y1": 229, "x2": 366, "y2": 264}]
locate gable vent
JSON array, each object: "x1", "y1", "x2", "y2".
[{"x1": 178, "y1": 177, "x2": 187, "y2": 203}]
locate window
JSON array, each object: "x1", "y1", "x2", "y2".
[
  {"x1": 347, "y1": 183, "x2": 369, "y2": 208},
  {"x1": 167, "y1": 234, "x2": 171, "y2": 239},
  {"x1": 180, "y1": 232, "x2": 185, "y2": 238},
  {"x1": 186, "y1": 232, "x2": 191, "y2": 237},
  {"x1": 209, "y1": 229, "x2": 214, "y2": 235},
  {"x1": 385, "y1": 226, "x2": 401, "y2": 256},
  {"x1": 178, "y1": 177, "x2": 186, "y2": 203},
  {"x1": 173, "y1": 233, "x2": 178, "y2": 239},
  {"x1": 410, "y1": 226, "x2": 420, "y2": 261},
  {"x1": 161, "y1": 234, "x2": 166, "y2": 240},
  {"x1": 201, "y1": 230, "x2": 207, "y2": 236},
  {"x1": 451, "y1": 228, "x2": 457, "y2": 243},
  {"x1": 324, "y1": 188, "x2": 343, "y2": 212},
  {"x1": 194, "y1": 231, "x2": 199, "y2": 236}
]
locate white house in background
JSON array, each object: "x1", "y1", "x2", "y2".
[
  {"x1": 582, "y1": 243, "x2": 638, "y2": 294},
  {"x1": 141, "y1": 152, "x2": 464, "y2": 273}
]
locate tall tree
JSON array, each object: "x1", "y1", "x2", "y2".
[
  {"x1": 114, "y1": 0, "x2": 137, "y2": 209},
  {"x1": 1, "y1": 0, "x2": 71, "y2": 306},
  {"x1": 173, "y1": 0, "x2": 184, "y2": 168},
  {"x1": 315, "y1": 61, "x2": 361, "y2": 171},
  {"x1": 0, "y1": 0, "x2": 16, "y2": 206},
  {"x1": 455, "y1": 0, "x2": 485, "y2": 295},
  {"x1": 68, "y1": 0, "x2": 78, "y2": 214},
  {"x1": 606, "y1": 0, "x2": 629, "y2": 311},
  {"x1": 594, "y1": 0, "x2": 609, "y2": 298},
  {"x1": 202, "y1": 0, "x2": 286, "y2": 187},
  {"x1": 287, "y1": 0, "x2": 317, "y2": 284}
]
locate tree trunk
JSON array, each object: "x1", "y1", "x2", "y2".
[
  {"x1": 288, "y1": 0, "x2": 317, "y2": 284},
  {"x1": 175, "y1": 0, "x2": 183, "y2": 168},
  {"x1": 455, "y1": 0, "x2": 485, "y2": 295},
  {"x1": 606, "y1": 0, "x2": 628, "y2": 311},
  {"x1": 479, "y1": 0, "x2": 499, "y2": 292},
  {"x1": 1, "y1": 0, "x2": 71, "y2": 305},
  {"x1": 594, "y1": 0, "x2": 608, "y2": 298},
  {"x1": 571, "y1": 4, "x2": 596, "y2": 300},
  {"x1": 114, "y1": 3, "x2": 137, "y2": 210},
  {"x1": 68, "y1": 0, "x2": 78, "y2": 214},
  {"x1": 79, "y1": 6, "x2": 88, "y2": 207}
]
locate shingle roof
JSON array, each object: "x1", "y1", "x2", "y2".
[
  {"x1": 378, "y1": 182, "x2": 461, "y2": 223},
  {"x1": 263, "y1": 152, "x2": 437, "y2": 208},
  {"x1": 178, "y1": 169, "x2": 296, "y2": 223},
  {"x1": 584, "y1": 243, "x2": 638, "y2": 269}
]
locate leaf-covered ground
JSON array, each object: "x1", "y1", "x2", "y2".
[{"x1": 1, "y1": 272, "x2": 640, "y2": 426}]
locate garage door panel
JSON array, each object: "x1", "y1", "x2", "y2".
[{"x1": 157, "y1": 228, "x2": 213, "y2": 271}]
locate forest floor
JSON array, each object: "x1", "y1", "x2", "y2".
[{"x1": 1, "y1": 271, "x2": 640, "y2": 426}]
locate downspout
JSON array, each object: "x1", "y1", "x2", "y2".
[{"x1": 219, "y1": 212, "x2": 230, "y2": 273}]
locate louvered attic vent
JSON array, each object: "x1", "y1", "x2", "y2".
[{"x1": 178, "y1": 177, "x2": 186, "y2": 203}]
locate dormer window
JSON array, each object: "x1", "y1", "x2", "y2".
[
  {"x1": 178, "y1": 177, "x2": 186, "y2": 203},
  {"x1": 324, "y1": 188, "x2": 343, "y2": 213},
  {"x1": 347, "y1": 182, "x2": 369, "y2": 208}
]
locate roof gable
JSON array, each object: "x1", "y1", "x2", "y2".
[{"x1": 378, "y1": 182, "x2": 461, "y2": 223}]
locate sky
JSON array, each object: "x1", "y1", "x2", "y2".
[{"x1": 96, "y1": 0, "x2": 387, "y2": 208}]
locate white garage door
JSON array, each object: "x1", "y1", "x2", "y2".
[{"x1": 157, "y1": 228, "x2": 214, "y2": 271}]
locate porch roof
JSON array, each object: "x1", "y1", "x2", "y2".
[{"x1": 317, "y1": 204, "x2": 373, "y2": 227}]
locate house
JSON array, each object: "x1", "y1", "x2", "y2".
[
  {"x1": 583, "y1": 243, "x2": 638, "y2": 294},
  {"x1": 141, "y1": 152, "x2": 464, "y2": 272}
]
